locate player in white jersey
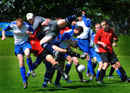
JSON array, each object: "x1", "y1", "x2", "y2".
[
  {"x1": 2, "y1": 18, "x2": 35, "y2": 89},
  {"x1": 71, "y1": 11, "x2": 95, "y2": 80}
]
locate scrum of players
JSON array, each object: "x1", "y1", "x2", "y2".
[{"x1": 1, "y1": 10, "x2": 130, "y2": 89}]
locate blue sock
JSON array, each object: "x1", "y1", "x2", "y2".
[
  {"x1": 32, "y1": 56, "x2": 42, "y2": 69},
  {"x1": 93, "y1": 63, "x2": 97, "y2": 70},
  {"x1": 65, "y1": 15, "x2": 76, "y2": 23},
  {"x1": 116, "y1": 69, "x2": 123, "y2": 79},
  {"x1": 43, "y1": 62, "x2": 52, "y2": 85},
  {"x1": 41, "y1": 43, "x2": 55, "y2": 54},
  {"x1": 26, "y1": 57, "x2": 33, "y2": 71},
  {"x1": 87, "y1": 59, "x2": 94, "y2": 74},
  {"x1": 96, "y1": 70, "x2": 100, "y2": 79},
  {"x1": 86, "y1": 65, "x2": 90, "y2": 74},
  {"x1": 20, "y1": 67, "x2": 26, "y2": 82},
  {"x1": 65, "y1": 63, "x2": 71, "y2": 74}
]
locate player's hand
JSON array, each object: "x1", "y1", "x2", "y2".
[
  {"x1": 102, "y1": 43, "x2": 107, "y2": 49},
  {"x1": 80, "y1": 54, "x2": 87, "y2": 59},
  {"x1": 82, "y1": 11, "x2": 85, "y2": 15},
  {"x1": 112, "y1": 43, "x2": 117, "y2": 47},
  {"x1": 26, "y1": 31, "x2": 30, "y2": 34},
  {"x1": 72, "y1": 21, "x2": 77, "y2": 25},
  {"x1": 42, "y1": 19, "x2": 50, "y2": 26},
  {"x1": 1, "y1": 36, "x2": 6, "y2": 40}
]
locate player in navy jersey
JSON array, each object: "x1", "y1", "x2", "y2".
[
  {"x1": 2, "y1": 18, "x2": 35, "y2": 89},
  {"x1": 50, "y1": 26, "x2": 88, "y2": 87},
  {"x1": 26, "y1": 11, "x2": 82, "y2": 60}
]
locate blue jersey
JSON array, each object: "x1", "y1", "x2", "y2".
[{"x1": 51, "y1": 29, "x2": 74, "y2": 49}]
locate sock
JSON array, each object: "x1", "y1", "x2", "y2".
[
  {"x1": 116, "y1": 69, "x2": 123, "y2": 79},
  {"x1": 65, "y1": 63, "x2": 71, "y2": 74},
  {"x1": 76, "y1": 64, "x2": 83, "y2": 80},
  {"x1": 93, "y1": 63, "x2": 97, "y2": 70},
  {"x1": 99, "y1": 69, "x2": 106, "y2": 80},
  {"x1": 32, "y1": 56, "x2": 42, "y2": 70},
  {"x1": 65, "y1": 15, "x2": 76, "y2": 23},
  {"x1": 49, "y1": 67, "x2": 56, "y2": 81},
  {"x1": 86, "y1": 65, "x2": 90, "y2": 74},
  {"x1": 41, "y1": 43, "x2": 55, "y2": 54},
  {"x1": 20, "y1": 67, "x2": 26, "y2": 82},
  {"x1": 54, "y1": 64, "x2": 65, "y2": 75},
  {"x1": 109, "y1": 67, "x2": 115, "y2": 76},
  {"x1": 66, "y1": 49, "x2": 80, "y2": 58},
  {"x1": 43, "y1": 62, "x2": 52, "y2": 86},
  {"x1": 118, "y1": 66, "x2": 128, "y2": 80},
  {"x1": 87, "y1": 59, "x2": 94, "y2": 74},
  {"x1": 96, "y1": 70, "x2": 100, "y2": 79},
  {"x1": 26, "y1": 57, "x2": 33, "y2": 71},
  {"x1": 55, "y1": 71, "x2": 62, "y2": 84}
]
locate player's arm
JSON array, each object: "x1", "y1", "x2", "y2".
[
  {"x1": 94, "y1": 31, "x2": 107, "y2": 48},
  {"x1": 41, "y1": 18, "x2": 51, "y2": 26},
  {"x1": 71, "y1": 21, "x2": 77, "y2": 30},
  {"x1": 1, "y1": 24, "x2": 12, "y2": 40}
]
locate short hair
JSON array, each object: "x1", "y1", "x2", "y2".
[
  {"x1": 75, "y1": 26, "x2": 83, "y2": 33},
  {"x1": 101, "y1": 20, "x2": 110, "y2": 25},
  {"x1": 16, "y1": 18, "x2": 23, "y2": 23}
]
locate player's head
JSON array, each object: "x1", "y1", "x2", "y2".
[
  {"x1": 16, "y1": 18, "x2": 24, "y2": 29},
  {"x1": 101, "y1": 20, "x2": 110, "y2": 31},
  {"x1": 95, "y1": 23, "x2": 101, "y2": 32},
  {"x1": 74, "y1": 26, "x2": 83, "y2": 35},
  {"x1": 26, "y1": 13, "x2": 34, "y2": 24},
  {"x1": 77, "y1": 16, "x2": 82, "y2": 21}
]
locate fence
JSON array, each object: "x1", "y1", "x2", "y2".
[{"x1": 0, "y1": 22, "x2": 13, "y2": 36}]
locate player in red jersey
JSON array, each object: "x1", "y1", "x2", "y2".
[{"x1": 94, "y1": 20, "x2": 130, "y2": 83}]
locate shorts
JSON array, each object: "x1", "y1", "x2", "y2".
[
  {"x1": 95, "y1": 52, "x2": 102, "y2": 63},
  {"x1": 58, "y1": 54, "x2": 68, "y2": 62},
  {"x1": 38, "y1": 50, "x2": 52, "y2": 60},
  {"x1": 76, "y1": 39, "x2": 90, "y2": 53},
  {"x1": 89, "y1": 47, "x2": 96, "y2": 58},
  {"x1": 15, "y1": 42, "x2": 32, "y2": 56},
  {"x1": 100, "y1": 52, "x2": 119, "y2": 65}
]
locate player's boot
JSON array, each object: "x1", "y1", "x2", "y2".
[
  {"x1": 80, "y1": 78, "x2": 89, "y2": 83},
  {"x1": 62, "y1": 73, "x2": 69, "y2": 81},
  {"x1": 80, "y1": 54, "x2": 87, "y2": 59},
  {"x1": 23, "y1": 81, "x2": 28, "y2": 89},
  {"x1": 62, "y1": 77, "x2": 73, "y2": 83},
  {"x1": 54, "y1": 82, "x2": 61, "y2": 87},
  {"x1": 30, "y1": 70, "x2": 36, "y2": 77},
  {"x1": 26, "y1": 71, "x2": 30, "y2": 80},
  {"x1": 108, "y1": 75, "x2": 114, "y2": 79},
  {"x1": 42, "y1": 84, "x2": 48, "y2": 88},
  {"x1": 89, "y1": 74, "x2": 94, "y2": 80},
  {"x1": 74, "y1": 8, "x2": 82, "y2": 17},
  {"x1": 98, "y1": 80, "x2": 104, "y2": 83},
  {"x1": 126, "y1": 78, "x2": 130, "y2": 82},
  {"x1": 54, "y1": 51, "x2": 60, "y2": 61}
]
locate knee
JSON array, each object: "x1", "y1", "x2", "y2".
[
  {"x1": 116, "y1": 62, "x2": 121, "y2": 67},
  {"x1": 19, "y1": 61, "x2": 24, "y2": 67}
]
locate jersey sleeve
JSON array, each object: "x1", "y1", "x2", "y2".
[
  {"x1": 71, "y1": 24, "x2": 77, "y2": 30},
  {"x1": 58, "y1": 33, "x2": 70, "y2": 42},
  {"x1": 94, "y1": 30, "x2": 101, "y2": 44},
  {"x1": 2, "y1": 23, "x2": 12, "y2": 32},
  {"x1": 33, "y1": 16, "x2": 46, "y2": 30},
  {"x1": 112, "y1": 30, "x2": 118, "y2": 42},
  {"x1": 82, "y1": 15, "x2": 92, "y2": 27}
]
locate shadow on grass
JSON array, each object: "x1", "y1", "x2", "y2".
[{"x1": 32, "y1": 84, "x2": 106, "y2": 92}]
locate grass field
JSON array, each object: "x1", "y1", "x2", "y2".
[{"x1": 0, "y1": 35, "x2": 130, "y2": 93}]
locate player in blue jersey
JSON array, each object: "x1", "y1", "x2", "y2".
[
  {"x1": 71, "y1": 11, "x2": 95, "y2": 80},
  {"x1": 1, "y1": 18, "x2": 35, "y2": 89},
  {"x1": 50, "y1": 26, "x2": 88, "y2": 87},
  {"x1": 26, "y1": 11, "x2": 82, "y2": 60}
]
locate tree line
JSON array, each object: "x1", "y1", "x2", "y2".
[{"x1": 0, "y1": 0, "x2": 130, "y2": 33}]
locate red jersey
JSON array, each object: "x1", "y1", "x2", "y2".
[
  {"x1": 94, "y1": 28, "x2": 118, "y2": 53},
  {"x1": 28, "y1": 28, "x2": 44, "y2": 55},
  {"x1": 60, "y1": 27, "x2": 69, "y2": 35}
]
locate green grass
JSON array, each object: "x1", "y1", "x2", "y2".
[{"x1": 0, "y1": 36, "x2": 130, "y2": 93}]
